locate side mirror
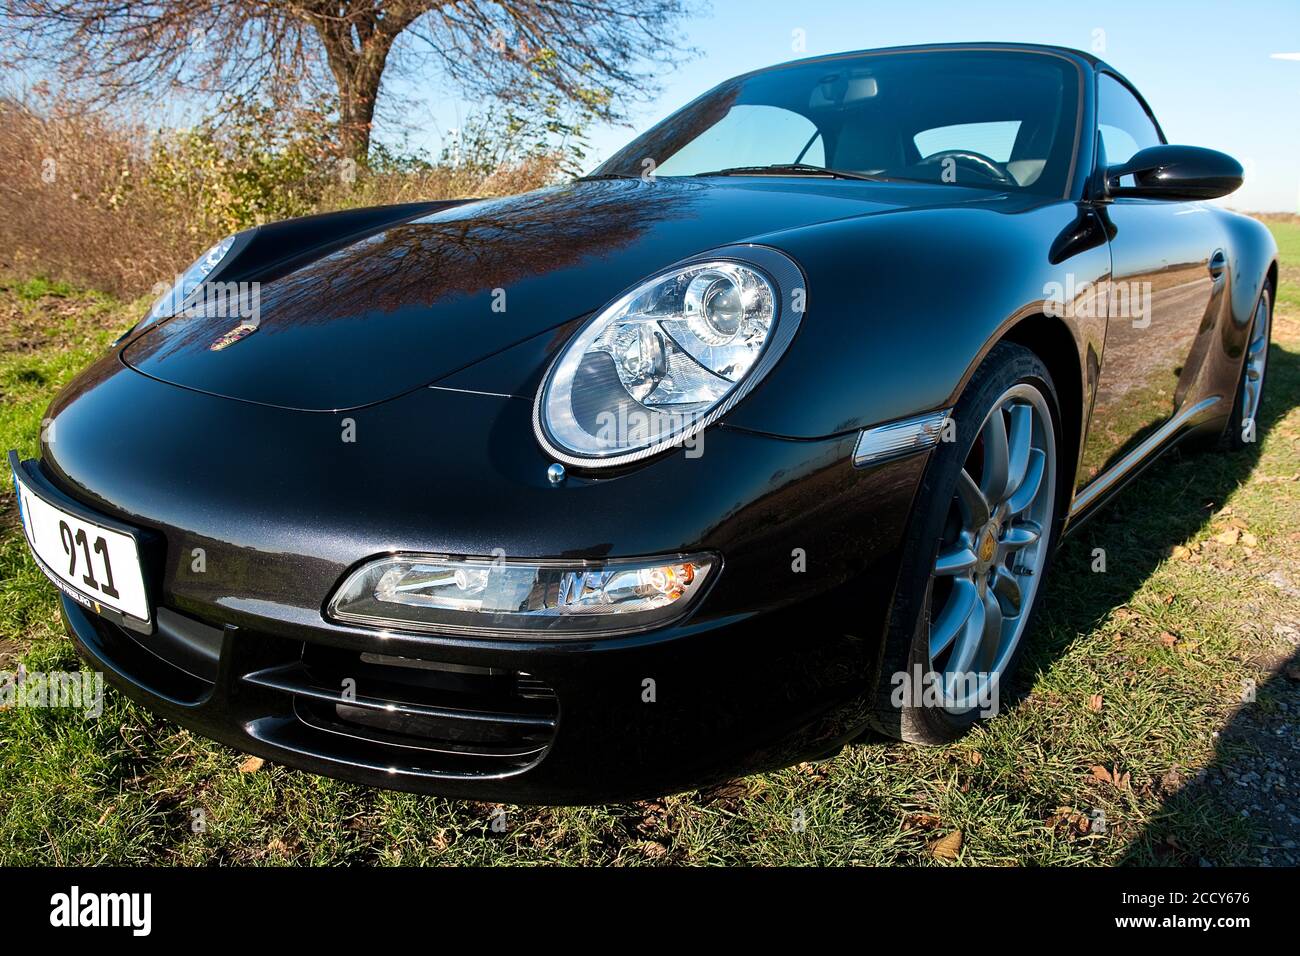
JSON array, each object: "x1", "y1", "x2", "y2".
[{"x1": 1106, "y1": 145, "x2": 1243, "y2": 201}]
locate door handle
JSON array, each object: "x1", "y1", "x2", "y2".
[{"x1": 1208, "y1": 249, "x2": 1228, "y2": 278}]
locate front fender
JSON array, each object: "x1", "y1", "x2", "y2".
[{"x1": 724, "y1": 200, "x2": 1110, "y2": 439}]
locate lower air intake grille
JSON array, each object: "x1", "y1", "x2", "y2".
[{"x1": 241, "y1": 645, "x2": 557, "y2": 778}]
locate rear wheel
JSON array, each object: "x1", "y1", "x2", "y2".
[
  {"x1": 1219, "y1": 287, "x2": 1272, "y2": 450},
  {"x1": 870, "y1": 342, "x2": 1063, "y2": 743}
]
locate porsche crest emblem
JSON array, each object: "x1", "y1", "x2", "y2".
[{"x1": 209, "y1": 322, "x2": 259, "y2": 351}]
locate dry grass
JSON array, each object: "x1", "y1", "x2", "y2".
[
  {"x1": 0, "y1": 101, "x2": 196, "y2": 297},
  {"x1": 0, "y1": 100, "x2": 562, "y2": 300},
  {"x1": 0, "y1": 213, "x2": 1296, "y2": 865}
]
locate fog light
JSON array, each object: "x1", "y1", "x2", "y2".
[{"x1": 328, "y1": 553, "x2": 716, "y2": 637}]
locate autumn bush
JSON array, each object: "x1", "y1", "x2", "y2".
[
  {"x1": 0, "y1": 97, "x2": 566, "y2": 300},
  {"x1": 0, "y1": 100, "x2": 188, "y2": 298}
]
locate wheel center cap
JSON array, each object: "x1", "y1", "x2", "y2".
[{"x1": 978, "y1": 529, "x2": 998, "y2": 564}]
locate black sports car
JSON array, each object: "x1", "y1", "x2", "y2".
[{"x1": 9, "y1": 43, "x2": 1276, "y2": 804}]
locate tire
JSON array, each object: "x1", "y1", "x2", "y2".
[
  {"x1": 869, "y1": 342, "x2": 1066, "y2": 744},
  {"x1": 1218, "y1": 286, "x2": 1272, "y2": 451}
]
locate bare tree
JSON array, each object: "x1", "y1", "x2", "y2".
[{"x1": 0, "y1": 1, "x2": 696, "y2": 164}]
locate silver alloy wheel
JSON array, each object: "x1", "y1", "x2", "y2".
[
  {"x1": 928, "y1": 383, "x2": 1056, "y2": 713},
  {"x1": 1240, "y1": 293, "x2": 1271, "y2": 435}
]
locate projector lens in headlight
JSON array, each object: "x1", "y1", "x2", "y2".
[{"x1": 328, "y1": 553, "x2": 716, "y2": 637}]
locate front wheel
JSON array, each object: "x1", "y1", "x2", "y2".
[{"x1": 870, "y1": 342, "x2": 1064, "y2": 744}]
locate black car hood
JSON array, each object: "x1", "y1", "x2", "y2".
[{"x1": 122, "y1": 177, "x2": 999, "y2": 411}]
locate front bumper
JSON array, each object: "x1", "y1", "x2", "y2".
[
  {"x1": 26, "y1": 356, "x2": 929, "y2": 803},
  {"x1": 61, "y1": 585, "x2": 887, "y2": 804}
]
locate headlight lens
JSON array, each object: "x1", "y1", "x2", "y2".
[
  {"x1": 535, "y1": 248, "x2": 803, "y2": 467},
  {"x1": 147, "y1": 234, "x2": 238, "y2": 321},
  {"x1": 328, "y1": 553, "x2": 715, "y2": 637}
]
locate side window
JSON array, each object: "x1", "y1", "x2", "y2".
[
  {"x1": 1097, "y1": 74, "x2": 1161, "y2": 167},
  {"x1": 655, "y1": 105, "x2": 823, "y2": 174}
]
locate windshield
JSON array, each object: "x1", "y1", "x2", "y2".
[{"x1": 592, "y1": 49, "x2": 1081, "y2": 196}]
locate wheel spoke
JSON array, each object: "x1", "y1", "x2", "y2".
[
  {"x1": 980, "y1": 406, "x2": 1010, "y2": 505},
  {"x1": 945, "y1": 592, "x2": 987, "y2": 677},
  {"x1": 975, "y1": 588, "x2": 1004, "y2": 672},
  {"x1": 934, "y1": 533, "x2": 977, "y2": 576},
  {"x1": 1004, "y1": 403, "x2": 1033, "y2": 502},
  {"x1": 992, "y1": 567, "x2": 1022, "y2": 617},
  {"x1": 929, "y1": 577, "x2": 979, "y2": 658},
  {"x1": 1006, "y1": 448, "x2": 1045, "y2": 515},
  {"x1": 1001, "y1": 520, "x2": 1041, "y2": 552},
  {"x1": 1242, "y1": 381, "x2": 1258, "y2": 418},
  {"x1": 955, "y1": 468, "x2": 990, "y2": 528}
]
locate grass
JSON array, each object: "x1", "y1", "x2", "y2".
[{"x1": 2, "y1": 225, "x2": 1300, "y2": 866}]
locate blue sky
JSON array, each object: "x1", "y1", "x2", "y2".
[{"x1": 401, "y1": 0, "x2": 1300, "y2": 211}]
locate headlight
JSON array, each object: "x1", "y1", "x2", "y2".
[
  {"x1": 534, "y1": 245, "x2": 805, "y2": 467},
  {"x1": 328, "y1": 553, "x2": 715, "y2": 637},
  {"x1": 147, "y1": 234, "x2": 239, "y2": 322}
]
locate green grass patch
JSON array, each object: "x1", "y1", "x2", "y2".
[{"x1": 2, "y1": 231, "x2": 1300, "y2": 866}]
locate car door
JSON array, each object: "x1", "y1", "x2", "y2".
[{"x1": 1076, "y1": 72, "x2": 1227, "y2": 493}]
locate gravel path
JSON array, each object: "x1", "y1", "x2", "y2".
[{"x1": 1179, "y1": 625, "x2": 1300, "y2": 865}]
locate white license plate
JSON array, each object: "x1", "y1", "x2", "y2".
[{"x1": 12, "y1": 469, "x2": 150, "y2": 624}]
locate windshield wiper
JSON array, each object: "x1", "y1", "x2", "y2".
[{"x1": 691, "y1": 163, "x2": 887, "y2": 182}]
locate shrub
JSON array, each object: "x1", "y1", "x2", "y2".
[
  {"x1": 0, "y1": 98, "x2": 196, "y2": 298},
  {"x1": 145, "y1": 102, "x2": 337, "y2": 237},
  {"x1": 0, "y1": 96, "x2": 568, "y2": 299}
]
